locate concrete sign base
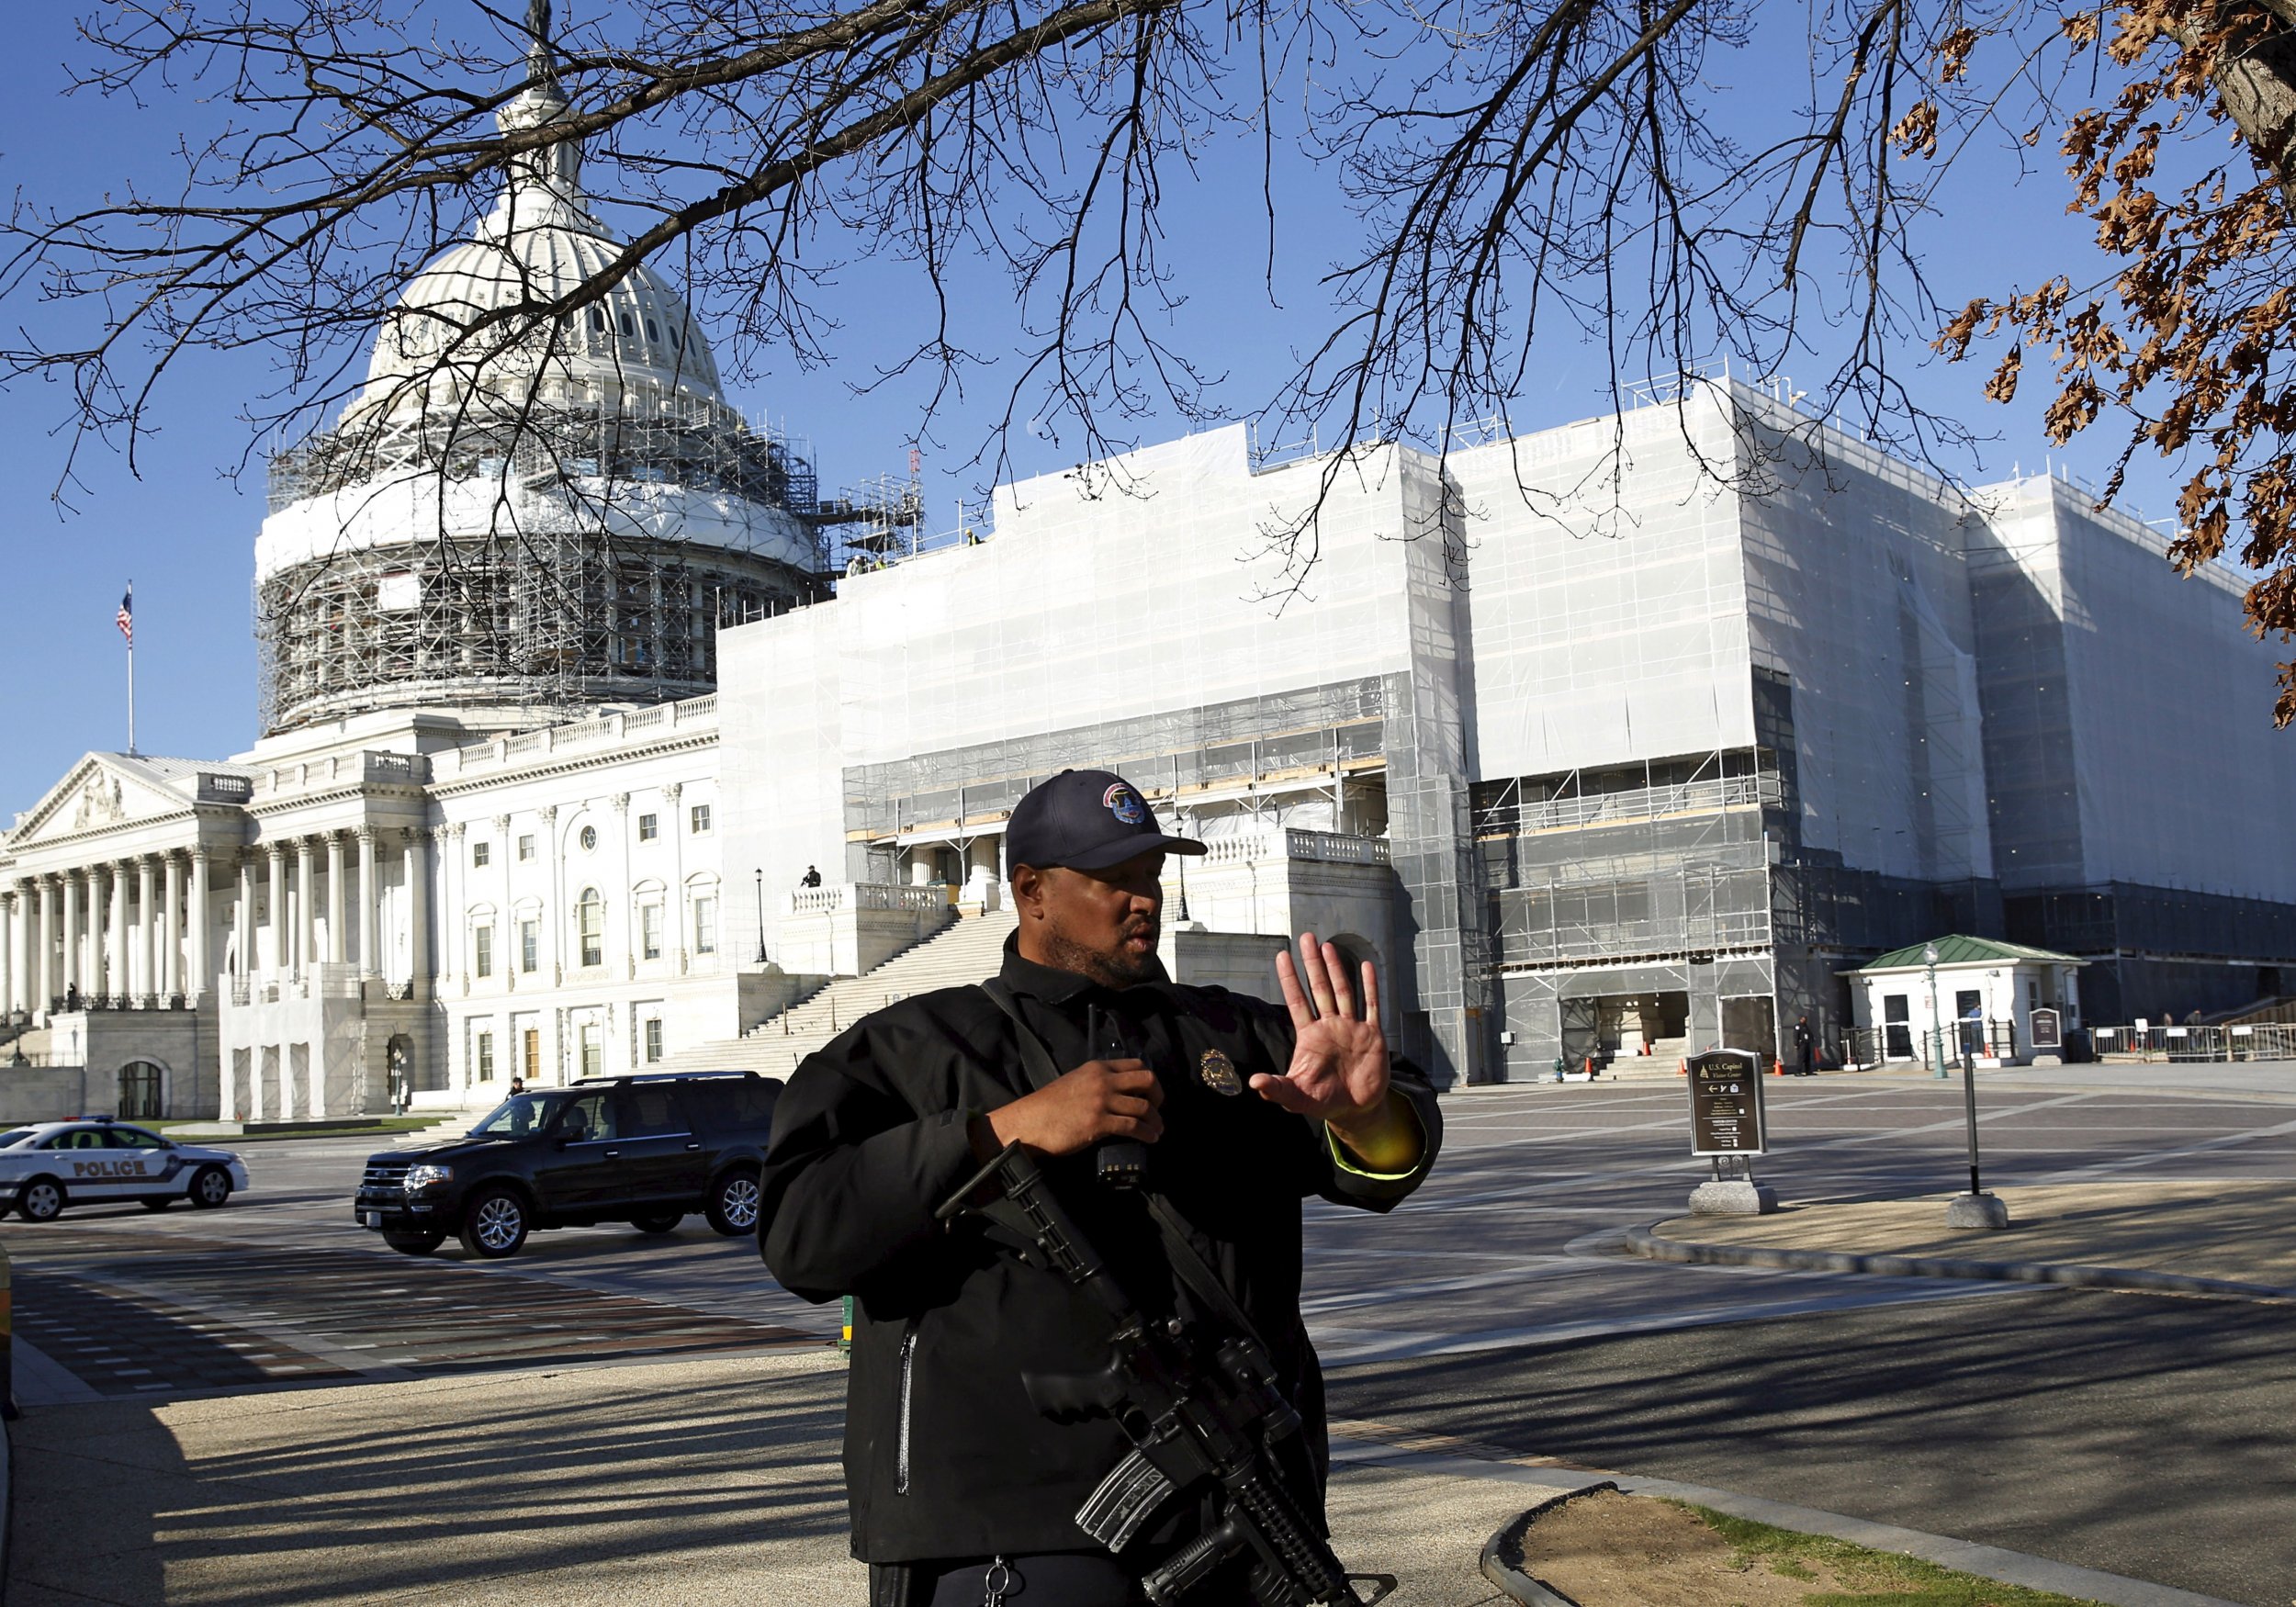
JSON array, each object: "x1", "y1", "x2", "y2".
[
  {"x1": 1689, "y1": 1179, "x2": 1778, "y2": 1216},
  {"x1": 1946, "y1": 1191, "x2": 2011, "y2": 1230}
]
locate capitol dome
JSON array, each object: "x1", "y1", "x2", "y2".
[
  {"x1": 346, "y1": 109, "x2": 725, "y2": 428},
  {"x1": 253, "y1": 51, "x2": 825, "y2": 736}
]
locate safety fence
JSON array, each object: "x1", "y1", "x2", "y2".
[
  {"x1": 2091, "y1": 1022, "x2": 2296, "y2": 1062},
  {"x1": 1841, "y1": 1019, "x2": 2021, "y2": 1069}
]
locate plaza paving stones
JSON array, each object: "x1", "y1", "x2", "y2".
[
  {"x1": 11, "y1": 1270, "x2": 355, "y2": 1394},
  {"x1": 6, "y1": 1228, "x2": 817, "y2": 1397}
]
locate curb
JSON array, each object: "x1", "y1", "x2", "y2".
[
  {"x1": 1479, "y1": 1485, "x2": 1613, "y2": 1605},
  {"x1": 1474, "y1": 1477, "x2": 2245, "y2": 1607},
  {"x1": 1623, "y1": 1222, "x2": 2296, "y2": 1303}
]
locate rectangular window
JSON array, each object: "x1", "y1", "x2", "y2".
[
  {"x1": 472, "y1": 841, "x2": 491, "y2": 868},
  {"x1": 689, "y1": 803, "x2": 712, "y2": 835},
  {"x1": 641, "y1": 903, "x2": 663, "y2": 961},
  {"x1": 475, "y1": 1029, "x2": 495, "y2": 1083},
  {"x1": 644, "y1": 1017, "x2": 664, "y2": 1063},
  {"x1": 520, "y1": 918, "x2": 539, "y2": 973},
  {"x1": 693, "y1": 895, "x2": 717, "y2": 955},
  {"x1": 518, "y1": 833, "x2": 536, "y2": 861},
  {"x1": 474, "y1": 925, "x2": 494, "y2": 979},
  {"x1": 580, "y1": 1023, "x2": 603, "y2": 1079},
  {"x1": 522, "y1": 1027, "x2": 541, "y2": 1081},
  {"x1": 637, "y1": 813, "x2": 658, "y2": 842}
]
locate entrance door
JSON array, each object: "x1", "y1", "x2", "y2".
[
  {"x1": 1721, "y1": 996, "x2": 1778, "y2": 1062},
  {"x1": 1883, "y1": 994, "x2": 1912, "y2": 1060},
  {"x1": 118, "y1": 1061, "x2": 163, "y2": 1121}
]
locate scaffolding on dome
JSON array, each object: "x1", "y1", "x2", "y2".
[{"x1": 256, "y1": 393, "x2": 836, "y2": 734}]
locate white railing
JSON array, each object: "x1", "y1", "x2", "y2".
[
  {"x1": 789, "y1": 882, "x2": 950, "y2": 916},
  {"x1": 1478, "y1": 773, "x2": 1778, "y2": 836},
  {"x1": 433, "y1": 693, "x2": 722, "y2": 777},
  {"x1": 1198, "y1": 830, "x2": 1390, "y2": 868}
]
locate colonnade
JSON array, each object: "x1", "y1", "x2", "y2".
[
  {"x1": 1, "y1": 824, "x2": 433, "y2": 1019},
  {"x1": 4, "y1": 848, "x2": 208, "y2": 1017}
]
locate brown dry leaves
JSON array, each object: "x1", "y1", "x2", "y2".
[{"x1": 1937, "y1": 0, "x2": 2296, "y2": 723}]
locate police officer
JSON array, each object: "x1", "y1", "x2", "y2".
[{"x1": 759, "y1": 770, "x2": 1440, "y2": 1606}]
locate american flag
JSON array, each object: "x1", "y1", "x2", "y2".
[{"x1": 116, "y1": 587, "x2": 133, "y2": 646}]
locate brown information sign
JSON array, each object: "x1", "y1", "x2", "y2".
[{"x1": 1687, "y1": 1049, "x2": 1767, "y2": 1157}]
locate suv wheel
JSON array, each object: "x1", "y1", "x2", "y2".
[
  {"x1": 705, "y1": 1166, "x2": 761, "y2": 1236},
  {"x1": 17, "y1": 1177, "x2": 64, "y2": 1222},
  {"x1": 630, "y1": 1211, "x2": 683, "y2": 1234},
  {"x1": 459, "y1": 1186, "x2": 532, "y2": 1258},
  {"x1": 189, "y1": 1165, "x2": 234, "y2": 1208},
  {"x1": 384, "y1": 1231, "x2": 446, "y2": 1256}
]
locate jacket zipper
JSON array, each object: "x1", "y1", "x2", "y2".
[{"x1": 895, "y1": 1323, "x2": 917, "y2": 1495}]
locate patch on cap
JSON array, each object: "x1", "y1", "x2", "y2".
[{"x1": 1103, "y1": 781, "x2": 1148, "y2": 826}]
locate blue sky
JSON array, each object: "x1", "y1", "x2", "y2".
[{"x1": 0, "y1": 6, "x2": 2200, "y2": 811}]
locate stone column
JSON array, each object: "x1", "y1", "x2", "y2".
[
  {"x1": 0, "y1": 890, "x2": 14, "y2": 1018},
  {"x1": 264, "y1": 843, "x2": 286, "y2": 978},
  {"x1": 137, "y1": 857, "x2": 158, "y2": 1003},
  {"x1": 36, "y1": 877, "x2": 58, "y2": 1012},
  {"x1": 493, "y1": 815, "x2": 513, "y2": 992},
  {"x1": 356, "y1": 827, "x2": 378, "y2": 978},
  {"x1": 663, "y1": 782, "x2": 687, "y2": 974},
  {"x1": 445, "y1": 823, "x2": 467, "y2": 995},
  {"x1": 326, "y1": 832, "x2": 347, "y2": 964},
  {"x1": 405, "y1": 827, "x2": 431, "y2": 991},
  {"x1": 163, "y1": 853, "x2": 185, "y2": 1000},
  {"x1": 97, "y1": 864, "x2": 124, "y2": 1001},
  {"x1": 187, "y1": 849, "x2": 211, "y2": 999},
  {"x1": 235, "y1": 855, "x2": 255, "y2": 979},
  {"x1": 611, "y1": 792, "x2": 632, "y2": 979},
  {"x1": 62, "y1": 870, "x2": 84, "y2": 999},
  {"x1": 296, "y1": 837, "x2": 316, "y2": 981},
  {"x1": 537, "y1": 805, "x2": 559, "y2": 984}
]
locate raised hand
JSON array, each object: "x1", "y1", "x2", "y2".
[
  {"x1": 1253, "y1": 933, "x2": 1390, "y2": 1121},
  {"x1": 1253, "y1": 933, "x2": 1421, "y2": 1173}
]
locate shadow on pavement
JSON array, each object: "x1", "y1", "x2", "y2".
[
  {"x1": 6, "y1": 1352, "x2": 861, "y2": 1606},
  {"x1": 1329, "y1": 1288, "x2": 2294, "y2": 1607}
]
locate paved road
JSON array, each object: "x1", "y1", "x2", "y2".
[{"x1": 4, "y1": 1069, "x2": 2291, "y2": 1601}]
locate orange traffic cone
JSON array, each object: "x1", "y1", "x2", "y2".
[{"x1": 1771, "y1": 1059, "x2": 1784, "y2": 1076}]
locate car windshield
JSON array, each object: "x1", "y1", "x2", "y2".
[
  {"x1": 0, "y1": 1129, "x2": 32, "y2": 1149},
  {"x1": 467, "y1": 1093, "x2": 568, "y2": 1138}
]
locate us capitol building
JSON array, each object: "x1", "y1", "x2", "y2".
[{"x1": 6, "y1": 63, "x2": 2296, "y2": 1120}]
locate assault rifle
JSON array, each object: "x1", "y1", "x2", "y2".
[{"x1": 935, "y1": 1141, "x2": 1396, "y2": 1607}]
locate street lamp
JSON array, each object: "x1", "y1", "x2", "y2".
[
  {"x1": 753, "y1": 867, "x2": 769, "y2": 966},
  {"x1": 1923, "y1": 942, "x2": 1947, "y2": 1080}
]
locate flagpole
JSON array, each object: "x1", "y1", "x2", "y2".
[{"x1": 125, "y1": 579, "x2": 136, "y2": 757}]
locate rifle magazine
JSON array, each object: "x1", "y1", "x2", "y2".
[{"x1": 1075, "y1": 1446, "x2": 1180, "y2": 1552}]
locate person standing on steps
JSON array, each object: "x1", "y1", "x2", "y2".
[{"x1": 758, "y1": 768, "x2": 1441, "y2": 1606}]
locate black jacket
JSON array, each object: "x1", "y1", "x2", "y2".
[{"x1": 758, "y1": 937, "x2": 1442, "y2": 1563}]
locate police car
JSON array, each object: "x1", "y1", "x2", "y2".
[{"x1": 0, "y1": 1118, "x2": 251, "y2": 1221}]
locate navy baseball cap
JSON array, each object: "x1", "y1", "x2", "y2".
[{"x1": 1006, "y1": 770, "x2": 1207, "y2": 872}]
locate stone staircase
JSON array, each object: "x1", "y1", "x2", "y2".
[{"x1": 656, "y1": 908, "x2": 1019, "y2": 1078}]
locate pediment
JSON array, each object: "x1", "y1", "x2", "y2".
[{"x1": 7, "y1": 755, "x2": 204, "y2": 848}]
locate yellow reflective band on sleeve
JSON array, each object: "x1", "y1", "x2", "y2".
[{"x1": 1324, "y1": 1103, "x2": 1427, "y2": 1183}]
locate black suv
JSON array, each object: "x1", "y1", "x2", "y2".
[{"x1": 354, "y1": 1072, "x2": 781, "y2": 1259}]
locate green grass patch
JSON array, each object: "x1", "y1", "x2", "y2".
[{"x1": 1670, "y1": 1502, "x2": 2107, "y2": 1607}]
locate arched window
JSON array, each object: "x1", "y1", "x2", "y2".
[
  {"x1": 618, "y1": 312, "x2": 635, "y2": 336},
  {"x1": 588, "y1": 307, "x2": 606, "y2": 332},
  {"x1": 645, "y1": 316, "x2": 660, "y2": 342},
  {"x1": 577, "y1": 888, "x2": 604, "y2": 968}
]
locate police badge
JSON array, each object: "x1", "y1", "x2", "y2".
[{"x1": 1198, "y1": 1049, "x2": 1243, "y2": 1096}]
